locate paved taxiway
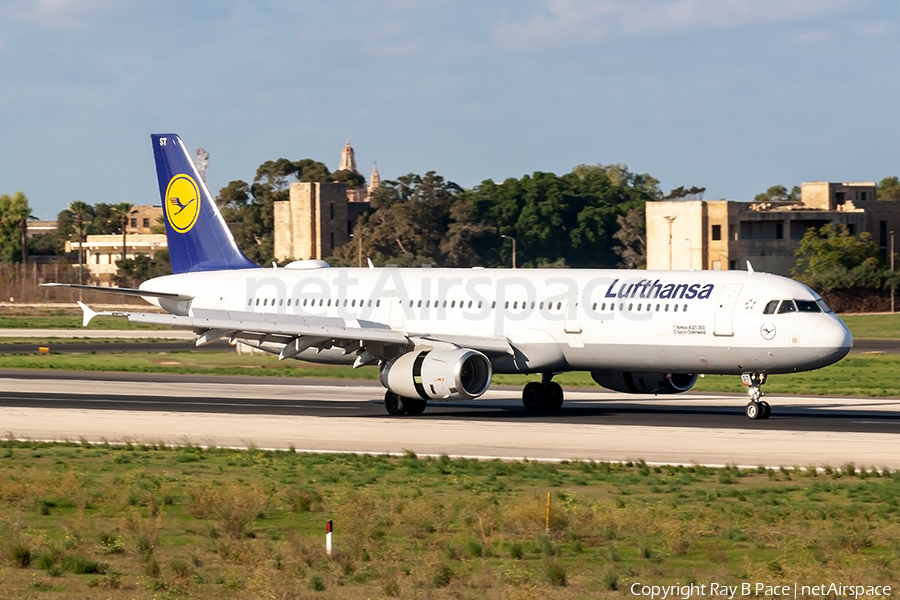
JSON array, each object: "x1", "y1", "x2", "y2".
[{"x1": 1, "y1": 372, "x2": 898, "y2": 469}]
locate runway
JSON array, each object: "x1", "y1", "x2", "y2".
[{"x1": 1, "y1": 371, "x2": 898, "y2": 469}]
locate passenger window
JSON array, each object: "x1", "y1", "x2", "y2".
[
  {"x1": 248, "y1": 299, "x2": 252, "y2": 306},
  {"x1": 777, "y1": 300, "x2": 797, "y2": 314},
  {"x1": 763, "y1": 300, "x2": 779, "y2": 315},
  {"x1": 376, "y1": 300, "x2": 381, "y2": 307},
  {"x1": 795, "y1": 300, "x2": 821, "y2": 313}
]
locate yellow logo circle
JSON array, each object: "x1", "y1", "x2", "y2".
[{"x1": 164, "y1": 174, "x2": 201, "y2": 233}]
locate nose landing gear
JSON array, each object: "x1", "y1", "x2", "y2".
[
  {"x1": 742, "y1": 373, "x2": 771, "y2": 420},
  {"x1": 522, "y1": 374, "x2": 564, "y2": 412}
]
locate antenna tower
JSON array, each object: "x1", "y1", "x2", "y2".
[{"x1": 194, "y1": 147, "x2": 210, "y2": 182}]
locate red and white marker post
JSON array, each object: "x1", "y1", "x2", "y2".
[{"x1": 326, "y1": 520, "x2": 334, "y2": 556}]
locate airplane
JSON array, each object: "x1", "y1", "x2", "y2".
[{"x1": 46, "y1": 133, "x2": 853, "y2": 420}]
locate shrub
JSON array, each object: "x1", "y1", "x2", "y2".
[
  {"x1": 61, "y1": 554, "x2": 106, "y2": 574},
  {"x1": 432, "y1": 563, "x2": 452, "y2": 588},
  {"x1": 509, "y1": 540, "x2": 524, "y2": 559},
  {"x1": 309, "y1": 573, "x2": 326, "y2": 591},
  {"x1": 545, "y1": 559, "x2": 567, "y2": 587},
  {"x1": 11, "y1": 543, "x2": 32, "y2": 567}
]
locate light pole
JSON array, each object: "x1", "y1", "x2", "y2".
[
  {"x1": 501, "y1": 234, "x2": 517, "y2": 269},
  {"x1": 664, "y1": 216, "x2": 677, "y2": 270},
  {"x1": 891, "y1": 230, "x2": 895, "y2": 314},
  {"x1": 75, "y1": 212, "x2": 84, "y2": 286}
]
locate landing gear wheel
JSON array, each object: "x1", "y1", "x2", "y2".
[
  {"x1": 384, "y1": 391, "x2": 407, "y2": 415},
  {"x1": 405, "y1": 398, "x2": 427, "y2": 415},
  {"x1": 522, "y1": 382, "x2": 544, "y2": 411},
  {"x1": 742, "y1": 373, "x2": 770, "y2": 421},
  {"x1": 544, "y1": 382, "x2": 564, "y2": 411},
  {"x1": 745, "y1": 401, "x2": 761, "y2": 420}
]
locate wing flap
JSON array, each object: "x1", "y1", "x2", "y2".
[{"x1": 122, "y1": 310, "x2": 410, "y2": 345}]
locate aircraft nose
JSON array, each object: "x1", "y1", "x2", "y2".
[{"x1": 815, "y1": 318, "x2": 853, "y2": 361}]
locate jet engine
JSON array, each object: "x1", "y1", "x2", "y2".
[
  {"x1": 590, "y1": 371, "x2": 698, "y2": 395},
  {"x1": 380, "y1": 348, "x2": 492, "y2": 401}
]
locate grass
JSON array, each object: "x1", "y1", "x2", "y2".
[
  {"x1": 0, "y1": 349, "x2": 899, "y2": 397},
  {"x1": 0, "y1": 441, "x2": 897, "y2": 599},
  {"x1": 839, "y1": 314, "x2": 900, "y2": 339}
]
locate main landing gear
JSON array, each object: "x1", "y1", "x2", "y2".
[
  {"x1": 384, "y1": 390, "x2": 427, "y2": 416},
  {"x1": 522, "y1": 374, "x2": 564, "y2": 412},
  {"x1": 742, "y1": 373, "x2": 771, "y2": 420}
]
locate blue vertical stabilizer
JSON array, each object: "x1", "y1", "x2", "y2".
[{"x1": 151, "y1": 133, "x2": 259, "y2": 274}]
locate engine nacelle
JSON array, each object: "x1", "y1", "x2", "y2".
[
  {"x1": 590, "y1": 371, "x2": 698, "y2": 395},
  {"x1": 380, "y1": 348, "x2": 492, "y2": 401}
]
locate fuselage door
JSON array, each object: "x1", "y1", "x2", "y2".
[
  {"x1": 219, "y1": 278, "x2": 238, "y2": 311},
  {"x1": 389, "y1": 294, "x2": 406, "y2": 329},
  {"x1": 714, "y1": 283, "x2": 744, "y2": 337}
]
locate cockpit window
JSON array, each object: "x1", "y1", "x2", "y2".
[
  {"x1": 777, "y1": 300, "x2": 797, "y2": 314},
  {"x1": 795, "y1": 300, "x2": 821, "y2": 313},
  {"x1": 816, "y1": 299, "x2": 833, "y2": 313},
  {"x1": 763, "y1": 300, "x2": 779, "y2": 315}
]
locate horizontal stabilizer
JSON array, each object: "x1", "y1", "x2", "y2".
[
  {"x1": 42, "y1": 283, "x2": 192, "y2": 301},
  {"x1": 76, "y1": 301, "x2": 128, "y2": 327}
]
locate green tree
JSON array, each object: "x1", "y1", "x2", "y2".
[
  {"x1": 877, "y1": 176, "x2": 900, "y2": 201},
  {"x1": 468, "y1": 164, "x2": 659, "y2": 268},
  {"x1": 115, "y1": 250, "x2": 172, "y2": 288},
  {"x1": 791, "y1": 224, "x2": 894, "y2": 295},
  {"x1": 0, "y1": 191, "x2": 34, "y2": 262},
  {"x1": 332, "y1": 169, "x2": 366, "y2": 188},
  {"x1": 613, "y1": 204, "x2": 646, "y2": 268},
  {"x1": 754, "y1": 185, "x2": 800, "y2": 203},
  {"x1": 333, "y1": 172, "x2": 467, "y2": 267},
  {"x1": 110, "y1": 202, "x2": 133, "y2": 263},
  {"x1": 217, "y1": 159, "x2": 332, "y2": 265},
  {"x1": 663, "y1": 185, "x2": 706, "y2": 201}
]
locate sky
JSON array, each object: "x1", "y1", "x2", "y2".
[{"x1": 1, "y1": 0, "x2": 898, "y2": 219}]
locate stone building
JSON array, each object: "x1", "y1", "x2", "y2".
[
  {"x1": 646, "y1": 182, "x2": 900, "y2": 275},
  {"x1": 273, "y1": 142, "x2": 377, "y2": 261}
]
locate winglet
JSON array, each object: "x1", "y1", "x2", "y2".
[
  {"x1": 367, "y1": 258, "x2": 375, "y2": 269},
  {"x1": 746, "y1": 260, "x2": 755, "y2": 273},
  {"x1": 77, "y1": 301, "x2": 97, "y2": 327}
]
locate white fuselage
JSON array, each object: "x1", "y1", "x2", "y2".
[{"x1": 141, "y1": 265, "x2": 852, "y2": 376}]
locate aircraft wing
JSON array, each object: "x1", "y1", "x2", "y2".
[{"x1": 78, "y1": 303, "x2": 513, "y2": 360}]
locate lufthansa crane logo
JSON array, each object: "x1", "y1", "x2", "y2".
[{"x1": 164, "y1": 174, "x2": 201, "y2": 233}]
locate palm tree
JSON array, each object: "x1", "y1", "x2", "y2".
[
  {"x1": 0, "y1": 191, "x2": 34, "y2": 263},
  {"x1": 68, "y1": 200, "x2": 92, "y2": 285},
  {"x1": 111, "y1": 202, "x2": 134, "y2": 264}
]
